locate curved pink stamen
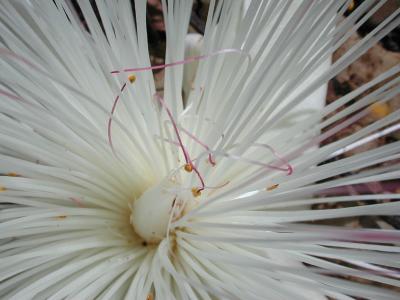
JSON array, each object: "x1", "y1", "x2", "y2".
[
  {"x1": 107, "y1": 48, "x2": 250, "y2": 189},
  {"x1": 179, "y1": 127, "x2": 216, "y2": 166},
  {"x1": 159, "y1": 137, "x2": 291, "y2": 177},
  {"x1": 107, "y1": 82, "x2": 127, "y2": 150},
  {"x1": 154, "y1": 94, "x2": 205, "y2": 191},
  {"x1": 110, "y1": 48, "x2": 249, "y2": 74},
  {"x1": 154, "y1": 94, "x2": 190, "y2": 164},
  {"x1": 107, "y1": 47, "x2": 249, "y2": 159},
  {"x1": 192, "y1": 166, "x2": 205, "y2": 192},
  {"x1": 253, "y1": 143, "x2": 293, "y2": 175}
]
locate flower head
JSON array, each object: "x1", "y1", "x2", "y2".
[{"x1": 1, "y1": 0, "x2": 400, "y2": 299}]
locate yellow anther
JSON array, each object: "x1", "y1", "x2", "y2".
[
  {"x1": 348, "y1": 0, "x2": 355, "y2": 12},
  {"x1": 191, "y1": 187, "x2": 202, "y2": 197},
  {"x1": 370, "y1": 102, "x2": 391, "y2": 119},
  {"x1": 128, "y1": 74, "x2": 136, "y2": 84},
  {"x1": 7, "y1": 172, "x2": 19, "y2": 177},
  {"x1": 267, "y1": 184, "x2": 279, "y2": 191},
  {"x1": 146, "y1": 293, "x2": 154, "y2": 300},
  {"x1": 184, "y1": 163, "x2": 193, "y2": 172},
  {"x1": 0, "y1": 186, "x2": 6, "y2": 192},
  {"x1": 55, "y1": 215, "x2": 67, "y2": 219}
]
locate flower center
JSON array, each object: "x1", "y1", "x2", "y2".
[{"x1": 130, "y1": 179, "x2": 186, "y2": 244}]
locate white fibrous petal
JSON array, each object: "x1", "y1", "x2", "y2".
[{"x1": 1, "y1": 0, "x2": 400, "y2": 299}]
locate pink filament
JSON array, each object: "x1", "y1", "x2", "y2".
[
  {"x1": 107, "y1": 82, "x2": 127, "y2": 150},
  {"x1": 154, "y1": 94, "x2": 205, "y2": 191},
  {"x1": 192, "y1": 165, "x2": 206, "y2": 191},
  {"x1": 213, "y1": 150, "x2": 290, "y2": 174},
  {"x1": 160, "y1": 137, "x2": 291, "y2": 176},
  {"x1": 107, "y1": 47, "x2": 247, "y2": 159},
  {"x1": 252, "y1": 143, "x2": 293, "y2": 175},
  {"x1": 154, "y1": 94, "x2": 191, "y2": 164},
  {"x1": 110, "y1": 48, "x2": 248, "y2": 74},
  {"x1": 179, "y1": 127, "x2": 216, "y2": 166}
]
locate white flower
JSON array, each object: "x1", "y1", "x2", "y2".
[{"x1": 1, "y1": 0, "x2": 400, "y2": 299}]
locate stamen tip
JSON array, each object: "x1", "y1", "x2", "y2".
[
  {"x1": 184, "y1": 163, "x2": 193, "y2": 172},
  {"x1": 147, "y1": 293, "x2": 154, "y2": 300},
  {"x1": 7, "y1": 172, "x2": 19, "y2": 177},
  {"x1": 267, "y1": 184, "x2": 279, "y2": 191},
  {"x1": 191, "y1": 187, "x2": 202, "y2": 197},
  {"x1": 209, "y1": 157, "x2": 216, "y2": 166},
  {"x1": 128, "y1": 74, "x2": 136, "y2": 83}
]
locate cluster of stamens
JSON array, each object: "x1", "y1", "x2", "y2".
[{"x1": 107, "y1": 49, "x2": 294, "y2": 199}]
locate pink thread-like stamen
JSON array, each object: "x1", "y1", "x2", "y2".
[
  {"x1": 192, "y1": 166, "x2": 206, "y2": 192},
  {"x1": 154, "y1": 94, "x2": 191, "y2": 164},
  {"x1": 162, "y1": 122, "x2": 216, "y2": 166},
  {"x1": 159, "y1": 136, "x2": 291, "y2": 177},
  {"x1": 220, "y1": 143, "x2": 293, "y2": 175},
  {"x1": 179, "y1": 127, "x2": 216, "y2": 166},
  {"x1": 212, "y1": 150, "x2": 290, "y2": 174},
  {"x1": 154, "y1": 137, "x2": 228, "y2": 191},
  {"x1": 154, "y1": 94, "x2": 205, "y2": 191},
  {"x1": 252, "y1": 143, "x2": 293, "y2": 175},
  {"x1": 107, "y1": 47, "x2": 248, "y2": 159},
  {"x1": 107, "y1": 82, "x2": 127, "y2": 150},
  {"x1": 110, "y1": 48, "x2": 249, "y2": 74},
  {"x1": 107, "y1": 48, "x2": 250, "y2": 190}
]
